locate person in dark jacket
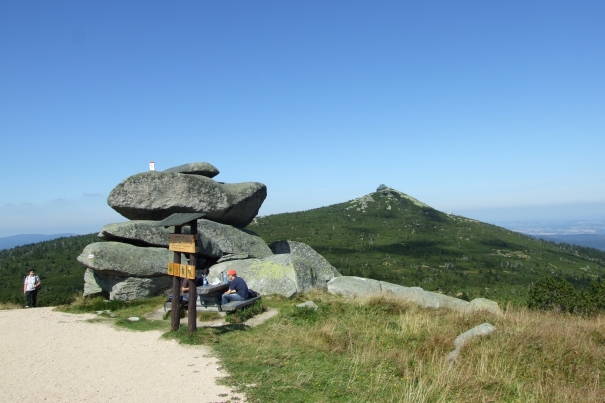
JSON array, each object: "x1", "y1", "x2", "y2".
[{"x1": 221, "y1": 269, "x2": 249, "y2": 305}]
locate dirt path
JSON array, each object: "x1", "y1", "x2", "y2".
[{"x1": 0, "y1": 307, "x2": 245, "y2": 403}]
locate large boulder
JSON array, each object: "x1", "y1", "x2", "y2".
[
  {"x1": 99, "y1": 220, "x2": 223, "y2": 259},
  {"x1": 269, "y1": 240, "x2": 341, "y2": 283},
  {"x1": 77, "y1": 242, "x2": 175, "y2": 277},
  {"x1": 164, "y1": 162, "x2": 219, "y2": 178},
  {"x1": 83, "y1": 268, "x2": 172, "y2": 301},
  {"x1": 198, "y1": 219, "x2": 272, "y2": 258},
  {"x1": 327, "y1": 276, "x2": 475, "y2": 312},
  {"x1": 107, "y1": 171, "x2": 266, "y2": 227},
  {"x1": 208, "y1": 254, "x2": 318, "y2": 298}
]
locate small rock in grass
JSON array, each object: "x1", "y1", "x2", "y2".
[
  {"x1": 296, "y1": 301, "x2": 318, "y2": 311},
  {"x1": 128, "y1": 317, "x2": 140, "y2": 322}
]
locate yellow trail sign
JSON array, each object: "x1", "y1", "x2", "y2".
[{"x1": 167, "y1": 262, "x2": 196, "y2": 279}]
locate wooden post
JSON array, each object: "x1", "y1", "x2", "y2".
[
  {"x1": 171, "y1": 225, "x2": 182, "y2": 331},
  {"x1": 188, "y1": 220, "x2": 198, "y2": 334}
]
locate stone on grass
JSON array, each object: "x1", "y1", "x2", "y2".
[
  {"x1": 270, "y1": 240, "x2": 341, "y2": 284},
  {"x1": 464, "y1": 298, "x2": 503, "y2": 316},
  {"x1": 296, "y1": 301, "x2": 318, "y2": 311},
  {"x1": 127, "y1": 317, "x2": 140, "y2": 322},
  {"x1": 446, "y1": 323, "x2": 496, "y2": 362},
  {"x1": 107, "y1": 171, "x2": 266, "y2": 227},
  {"x1": 164, "y1": 162, "x2": 220, "y2": 178},
  {"x1": 78, "y1": 242, "x2": 174, "y2": 277},
  {"x1": 327, "y1": 276, "x2": 472, "y2": 312}
]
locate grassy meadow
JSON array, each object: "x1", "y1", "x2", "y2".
[{"x1": 56, "y1": 291, "x2": 605, "y2": 402}]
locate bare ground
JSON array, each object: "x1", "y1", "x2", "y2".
[{"x1": 0, "y1": 307, "x2": 245, "y2": 403}]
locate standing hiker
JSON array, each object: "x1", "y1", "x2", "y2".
[{"x1": 23, "y1": 270, "x2": 41, "y2": 308}]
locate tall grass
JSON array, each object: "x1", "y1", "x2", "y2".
[{"x1": 216, "y1": 291, "x2": 605, "y2": 402}]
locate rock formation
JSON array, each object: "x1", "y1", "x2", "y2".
[
  {"x1": 78, "y1": 162, "x2": 341, "y2": 300},
  {"x1": 107, "y1": 171, "x2": 266, "y2": 227},
  {"x1": 327, "y1": 276, "x2": 502, "y2": 314}
]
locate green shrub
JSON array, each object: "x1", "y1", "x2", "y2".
[
  {"x1": 527, "y1": 277, "x2": 578, "y2": 313},
  {"x1": 225, "y1": 300, "x2": 264, "y2": 324},
  {"x1": 527, "y1": 277, "x2": 605, "y2": 315}
]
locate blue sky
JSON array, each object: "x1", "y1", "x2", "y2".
[{"x1": 1, "y1": 1, "x2": 604, "y2": 237}]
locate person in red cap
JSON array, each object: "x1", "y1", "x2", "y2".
[{"x1": 221, "y1": 269, "x2": 249, "y2": 305}]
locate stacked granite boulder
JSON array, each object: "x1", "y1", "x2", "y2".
[{"x1": 77, "y1": 162, "x2": 341, "y2": 300}]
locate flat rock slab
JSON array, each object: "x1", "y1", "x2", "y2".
[
  {"x1": 78, "y1": 242, "x2": 173, "y2": 277},
  {"x1": 107, "y1": 171, "x2": 266, "y2": 227},
  {"x1": 164, "y1": 162, "x2": 220, "y2": 178},
  {"x1": 99, "y1": 220, "x2": 223, "y2": 259}
]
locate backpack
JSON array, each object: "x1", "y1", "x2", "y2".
[{"x1": 248, "y1": 289, "x2": 258, "y2": 298}]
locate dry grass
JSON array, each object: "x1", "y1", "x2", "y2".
[
  {"x1": 217, "y1": 291, "x2": 605, "y2": 402},
  {"x1": 0, "y1": 302, "x2": 22, "y2": 310}
]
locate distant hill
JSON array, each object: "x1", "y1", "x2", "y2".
[
  {"x1": 534, "y1": 234, "x2": 605, "y2": 252},
  {"x1": 0, "y1": 233, "x2": 77, "y2": 250},
  {"x1": 1, "y1": 188, "x2": 604, "y2": 306},
  {"x1": 248, "y1": 188, "x2": 605, "y2": 302}
]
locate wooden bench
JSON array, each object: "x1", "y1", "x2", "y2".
[{"x1": 221, "y1": 296, "x2": 262, "y2": 312}]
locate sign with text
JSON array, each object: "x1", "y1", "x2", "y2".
[
  {"x1": 167, "y1": 262, "x2": 196, "y2": 279},
  {"x1": 169, "y1": 234, "x2": 196, "y2": 253}
]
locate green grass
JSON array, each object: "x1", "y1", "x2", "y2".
[{"x1": 55, "y1": 292, "x2": 605, "y2": 402}]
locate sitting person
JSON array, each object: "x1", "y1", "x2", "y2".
[{"x1": 221, "y1": 269, "x2": 249, "y2": 305}]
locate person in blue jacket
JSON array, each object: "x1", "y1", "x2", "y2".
[{"x1": 221, "y1": 269, "x2": 249, "y2": 305}]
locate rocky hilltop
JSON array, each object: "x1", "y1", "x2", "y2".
[{"x1": 77, "y1": 162, "x2": 341, "y2": 300}]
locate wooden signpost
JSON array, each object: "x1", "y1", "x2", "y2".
[{"x1": 154, "y1": 212, "x2": 206, "y2": 334}]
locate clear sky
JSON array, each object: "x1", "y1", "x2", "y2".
[{"x1": 1, "y1": 1, "x2": 604, "y2": 237}]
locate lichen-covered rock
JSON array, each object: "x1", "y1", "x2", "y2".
[
  {"x1": 327, "y1": 276, "x2": 472, "y2": 312},
  {"x1": 107, "y1": 171, "x2": 266, "y2": 227},
  {"x1": 269, "y1": 240, "x2": 340, "y2": 284},
  {"x1": 198, "y1": 219, "x2": 272, "y2": 258},
  {"x1": 208, "y1": 254, "x2": 317, "y2": 298},
  {"x1": 77, "y1": 242, "x2": 174, "y2": 277},
  {"x1": 446, "y1": 323, "x2": 496, "y2": 361},
  {"x1": 83, "y1": 268, "x2": 172, "y2": 301},
  {"x1": 464, "y1": 298, "x2": 503, "y2": 316},
  {"x1": 164, "y1": 162, "x2": 219, "y2": 178}
]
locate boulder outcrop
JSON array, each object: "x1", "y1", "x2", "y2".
[
  {"x1": 198, "y1": 220, "x2": 273, "y2": 258},
  {"x1": 208, "y1": 254, "x2": 319, "y2": 298},
  {"x1": 83, "y1": 268, "x2": 172, "y2": 301},
  {"x1": 164, "y1": 162, "x2": 220, "y2": 178},
  {"x1": 327, "y1": 276, "x2": 500, "y2": 313},
  {"x1": 269, "y1": 240, "x2": 340, "y2": 283},
  {"x1": 107, "y1": 171, "x2": 266, "y2": 228}
]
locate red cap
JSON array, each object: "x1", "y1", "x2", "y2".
[{"x1": 227, "y1": 269, "x2": 237, "y2": 276}]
